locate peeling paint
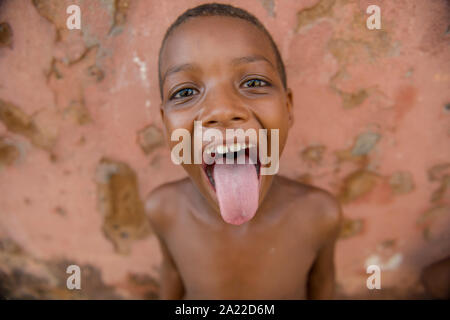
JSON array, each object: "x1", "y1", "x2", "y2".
[
  {"x1": 95, "y1": 158, "x2": 152, "y2": 254},
  {"x1": 427, "y1": 163, "x2": 450, "y2": 203},
  {"x1": 340, "y1": 89, "x2": 369, "y2": 109},
  {"x1": 428, "y1": 163, "x2": 450, "y2": 181},
  {"x1": 430, "y1": 176, "x2": 450, "y2": 203},
  {"x1": 417, "y1": 205, "x2": 450, "y2": 241},
  {"x1": 108, "y1": 0, "x2": 131, "y2": 35},
  {"x1": 301, "y1": 144, "x2": 326, "y2": 165},
  {"x1": 365, "y1": 253, "x2": 403, "y2": 271},
  {"x1": 378, "y1": 239, "x2": 396, "y2": 250},
  {"x1": 338, "y1": 170, "x2": 379, "y2": 203},
  {"x1": 351, "y1": 132, "x2": 380, "y2": 156},
  {"x1": 384, "y1": 253, "x2": 403, "y2": 270},
  {"x1": 62, "y1": 100, "x2": 92, "y2": 125},
  {"x1": 339, "y1": 218, "x2": 364, "y2": 239},
  {"x1": 389, "y1": 171, "x2": 415, "y2": 195},
  {"x1": 132, "y1": 52, "x2": 149, "y2": 88},
  {"x1": 87, "y1": 65, "x2": 105, "y2": 82},
  {"x1": 259, "y1": 0, "x2": 276, "y2": 17},
  {"x1": 32, "y1": 0, "x2": 68, "y2": 42},
  {"x1": 122, "y1": 273, "x2": 159, "y2": 299},
  {"x1": 0, "y1": 22, "x2": 13, "y2": 48},
  {"x1": 0, "y1": 99, "x2": 55, "y2": 151},
  {"x1": 149, "y1": 154, "x2": 162, "y2": 169},
  {"x1": 0, "y1": 238, "x2": 123, "y2": 299},
  {"x1": 53, "y1": 206, "x2": 66, "y2": 216},
  {"x1": 0, "y1": 137, "x2": 21, "y2": 167},
  {"x1": 296, "y1": 0, "x2": 335, "y2": 32},
  {"x1": 137, "y1": 125, "x2": 164, "y2": 155},
  {"x1": 335, "y1": 148, "x2": 369, "y2": 167},
  {"x1": 327, "y1": 11, "x2": 396, "y2": 109}
]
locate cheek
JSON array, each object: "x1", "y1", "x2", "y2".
[
  {"x1": 163, "y1": 113, "x2": 195, "y2": 147},
  {"x1": 258, "y1": 100, "x2": 290, "y2": 131},
  {"x1": 257, "y1": 100, "x2": 290, "y2": 151}
]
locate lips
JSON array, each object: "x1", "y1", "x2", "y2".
[{"x1": 201, "y1": 141, "x2": 261, "y2": 225}]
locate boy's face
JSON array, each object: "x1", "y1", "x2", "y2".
[{"x1": 159, "y1": 16, "x2": 293, "y2": 224}]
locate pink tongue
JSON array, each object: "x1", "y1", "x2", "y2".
[{"x1": 213, "y1": 155, "x2": 259, "y2": 225}]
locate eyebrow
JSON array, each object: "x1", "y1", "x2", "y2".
[
  {"x1": 162, "y1": 63, "x2": 197, "y2": 86},
  {"x1": 162, "y1": 55, "x2": 275, "y2": 86}
]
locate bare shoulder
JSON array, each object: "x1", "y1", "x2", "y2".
[
  {"x1": 145, "y1": 177, "x2": 191, "y2": 236},
  {"x1": 276, "y1": 175, "x2": 342, "y2": 234}
]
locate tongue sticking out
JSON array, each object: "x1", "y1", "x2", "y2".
[{"x1": 213, "y1": 154, "x2": 259, "y2": 225}]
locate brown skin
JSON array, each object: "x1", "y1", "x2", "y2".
[
  {"x1": 147, "y1": 16, "x2": 342, "y2": 299},
  {"x1": 421, "y1": 257, "x2": 450, "y2": 299}
]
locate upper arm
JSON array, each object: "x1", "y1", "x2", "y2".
[
  {"x1": 157, "y1": 236, "x2": 185, "y2": 299},
  {"x1": 146, "y1": 187, "x2": 185, "y2": 300},
  {"x1": 307, "y1": 192, "x2": 342, "y2": 300}
]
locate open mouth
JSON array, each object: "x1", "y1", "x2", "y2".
[
  {"x1": 202, "y1": 143, "x2": 261, "y2": 190},
  {"x1": 200, "y1": 142, "x2": 261, "y2": 226}
]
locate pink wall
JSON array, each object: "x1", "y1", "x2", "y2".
[{"x1": 0, "y1": 0, "x2": 449, "y2": 299}]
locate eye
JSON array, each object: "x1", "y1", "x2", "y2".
[
  {"x1": 170, "y1": 87, "x2": 198, "y2": 100},
  {"x1": 242, "y1": 78, "x2": 270, "y2": 88}
]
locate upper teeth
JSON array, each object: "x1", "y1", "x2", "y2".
[
  {"x1": 216, "y1": 145, "x2": 228, "y2": 154},
  {"x1": 205, "y1": 142, "x2": 254, "y2": 155},
  {"x1": 229, "y1": 144, "x2": 240, "y2": 152}
]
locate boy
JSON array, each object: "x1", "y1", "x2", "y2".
[{"x1": 146, "y1": 3, "x2": 342, "y2": 299}]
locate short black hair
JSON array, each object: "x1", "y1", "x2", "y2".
[{"x1": 158, "y1": 3, "x2": 287, "y2": 98}]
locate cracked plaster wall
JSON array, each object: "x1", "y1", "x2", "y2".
[{"x1": 0, "y1": 0, "x2": 449, "y2": 299}]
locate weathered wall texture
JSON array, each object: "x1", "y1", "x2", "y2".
[{"x1": 0, "y1": 0, "x2": 449, "y2": 299}]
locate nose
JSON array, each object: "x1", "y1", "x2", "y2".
[{"x1": 198, "y1": 88, "x2": 250, "y2": 128}]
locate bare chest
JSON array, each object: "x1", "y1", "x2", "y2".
[{"x1": 168, "y1": 220, "x2": 318, "y2": 299}]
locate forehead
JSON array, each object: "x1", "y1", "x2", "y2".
[{"x1": 160, "y1": 16, "x2": 277, "y2": 76}]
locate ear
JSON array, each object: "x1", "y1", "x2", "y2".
[{"x1": 286, "y1": 88, "x2": 294, "y2": 128}]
